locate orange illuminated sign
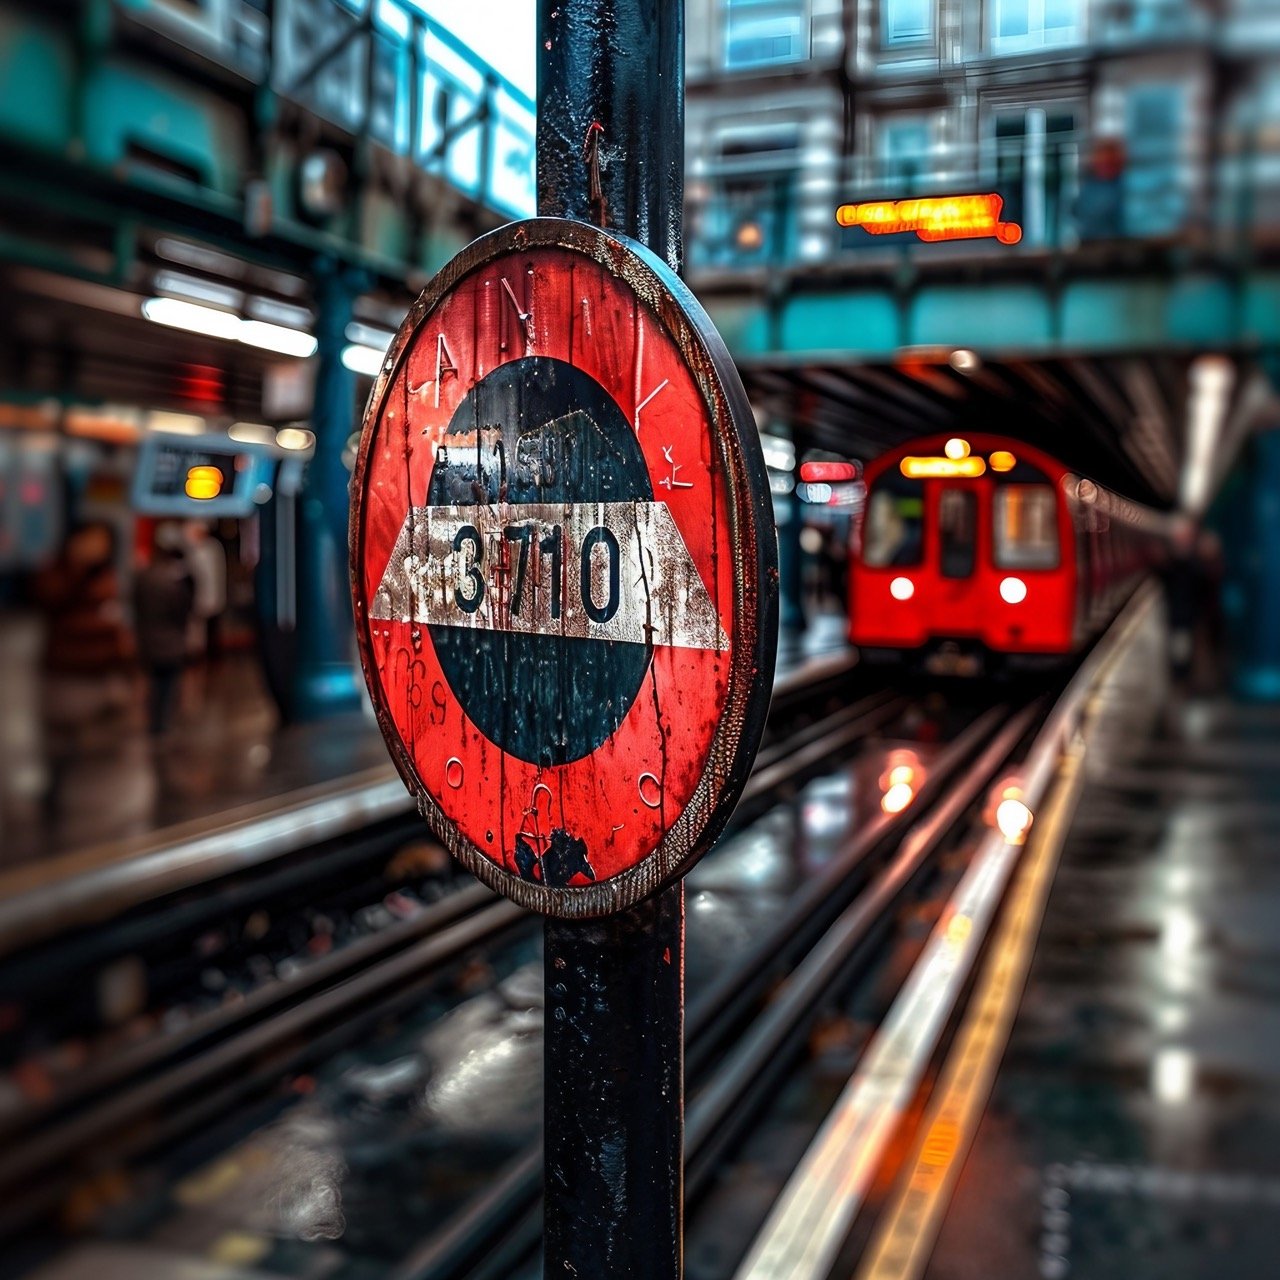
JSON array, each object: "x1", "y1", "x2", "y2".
[
  {"x1": 836, "y1": 193, "x2": 1022, "y2": 245},
  {"x1": 900, "y1": 456, "x2": 987, "y2": 479}
]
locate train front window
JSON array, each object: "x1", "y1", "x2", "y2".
[
  {"x1": 863, "y1": 482, "x2": 924, "y2": 567},
  {"x1": 938, "y1": 488, "x2": 977, "y2": 579},
  {"x1": 994, "y1": 485, "x2": 1060, "y2": 568}
]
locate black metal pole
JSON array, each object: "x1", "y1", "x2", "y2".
[{"x1": 537, "y1": 3, "x2": 686, "y2": 1276}]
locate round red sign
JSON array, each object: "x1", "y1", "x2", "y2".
[{"x1": 351, "y1": 219, "x2": 777, "y2": 917}]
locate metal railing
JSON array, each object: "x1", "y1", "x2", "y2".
[
  {"x1": 687, "y1": 134, "x2": 1278, "y2": 271},
  {"x1": 122, "y1": 0, "x2": 537, "y2": 218}
]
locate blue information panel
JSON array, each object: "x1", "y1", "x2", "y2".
[{"x1": 132, "y1": 433, "x2": 276, "y2": 518}]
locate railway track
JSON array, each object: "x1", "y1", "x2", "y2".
[
  {"x1": 0, "y1": 653, "x2": 891, "y2": 1249},
  {"x1": 4, "y1": 590, "x2": 1152, "y2": 1278}
]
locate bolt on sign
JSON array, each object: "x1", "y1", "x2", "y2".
[{"x1": 351, "y1": 219, "x2": 778, "y2": 917}]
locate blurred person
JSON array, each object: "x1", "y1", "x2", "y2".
[
  {"x1": 31, "y1": 522, "x2": 133, "y2": 730},
  {"x1": 133, "y1": 525, "x2": 195, "y2": 736},
  {"x1": 185, "y1": 522, "x2": 227, "y2": 661}
]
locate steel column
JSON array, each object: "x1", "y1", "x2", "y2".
[
  {"x1": 291, "y1": 259, "x2": 365, "y2": 721},
  {"x1": 538, "y1": 2, "x2": 686, "y2": 1274}
]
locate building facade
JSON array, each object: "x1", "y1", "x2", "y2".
[{"x1": 685, "y1": 0, "x2": 1280, "y2": 275}]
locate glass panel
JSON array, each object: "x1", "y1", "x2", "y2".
[
  {"x1": 997, "y1": 0, "x2": 1030, "y2": 38},
  {"x1": 938, "y1": 489, "x2": 977, "y2": 579},
  {"x1": 884, "y1": 0, "x2": 933, "y2": 43},
  {"x1": 1045, "y1": 0, "x2": 1078, "y2": 29},
  {"x1": 726, "y1": 0, "x2": 807, "y2": 68},
  {"x1": 863, "y1": 485, "x2": 925, "y2": 567},
  {"x1": 994, "y1": 485, "x2": 1060, "y2": 568},
  {"x1": 880, "y1": 119, "x2": 931, "y2": 190}
]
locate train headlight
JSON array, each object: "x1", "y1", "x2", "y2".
[
  {"x1": 889, "y1": 576, "x2": 915, "y2": 601},
  {"x1": 999, "y1": 576, "x2": 1027, "y2": 604}
]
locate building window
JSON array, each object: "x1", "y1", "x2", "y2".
[
  {"x1": 691, "y1": 124, "x2": 800, "y2": 266},
  {"x1": 879, "y1": 117, "x2": 933, "y2": 192},
  {"x1": 724, "y1": 0, "x2": 807, "y2": 69},
  {"x1": 882, "y1": 0, "x2": 933, "y2": 45},
  {"x1": 991, "y1": 0, "x2": 1083, "y2": 51}
]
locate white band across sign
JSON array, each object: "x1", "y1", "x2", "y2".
[{"x1": 371, "y1": 500, "x2": 728, "y2": 651}]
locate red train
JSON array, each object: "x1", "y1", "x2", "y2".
[{"x1": 848, "y1": 433, "x2": 1160, "y2": 669}]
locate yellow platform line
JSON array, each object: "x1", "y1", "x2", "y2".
[{"x1": 853, "y1": 744, "x2": 1087, "y2": 1280}]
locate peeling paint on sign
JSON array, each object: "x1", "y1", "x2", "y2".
[{"x1": 350, "y1": 218, "x2": 777, "y2": 918}]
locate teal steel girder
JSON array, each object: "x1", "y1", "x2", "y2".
[{"x1": 703, "y1": 265, "x2": 1280, "y2": 366}]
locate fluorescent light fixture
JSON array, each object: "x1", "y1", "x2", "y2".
[
  {"x1": 143, "y1": 296, "x2": 240, "y2": 341},
  {"x1": 342, "y1": 344, "x2": 387, "y2": 377},
  {"x1": 276, "y1": 427, "x2": 315, "y2": 452},
  {"x1": 247, "y1": 295, "x2": 314, "y2": 329},
  {"x1": 153, "y1": 270, "x2": 244, "y2": 310},
  {"x1": 238, "y1": 319, "x2": 318, "y2": 358},
  {"x1": 1152, "y1": 1047, "x2": 1195, "y2": 1104},
  {"x1": 229, "y1": 422, "x2": 277, "y2": 445},
  {"x1": 142, "y1": 296, "x2": 316, "y2": 359},
  {"x1": 345, "y1": 321, "x2": 396, "y2": 351},
  {"x1": 1181, "y1": 355, "x2": 1234, "y2": 516},
  {"x1": 148, "y1": 411, "x2": 206, "y2": 436}
]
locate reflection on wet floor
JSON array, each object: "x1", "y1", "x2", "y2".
[{"x1": 927, "y1": 620, "x2": 1280, "y2": 1280}]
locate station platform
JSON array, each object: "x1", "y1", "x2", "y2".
[
  {"x1": 857, "y1": 651, "x2": 1280, "y2": 1277},
  {"x1": 0, "y1": 609, "x2": 850, "y2": 874}
]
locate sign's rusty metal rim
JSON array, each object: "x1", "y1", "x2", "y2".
[{"x1": 349, "y1": 217, "x2": 778, "y2": 919}]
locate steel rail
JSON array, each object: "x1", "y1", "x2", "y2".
[
  {"x1": 724, "y1": 586, "x2": 1159, "y2": 1280},
  {"x1": 0, "y1": 670, "x2": 886, "y2": 1238},
  {"x1": 1, "y1": 691, "x2": 895, "y2": 1146},
  {"x1": 388, "y1": 700, "x2": 1034, "y2": 1280}
]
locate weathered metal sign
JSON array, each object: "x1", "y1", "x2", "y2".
[{"x1": 351, "y1": 218, "x2": 776, "y2": 917}]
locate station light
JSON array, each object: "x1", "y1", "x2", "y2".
[
  {"x1": 900, "y1": 455, "x2": 986, "y2": 479},
  {"x1": 276, "y1": 427, "x2": 316, "y2": 452},
  {"x1": 238, "y1": 319, "x2": 318, "y2": 359},
  {"x1": 342, "y1": 343, "x2": 388, "y2": 377},
  {"x1": 889, "y1": 576, "x2": 915, "y2": 601},
  {"x1": 142, "y1": 296, "x2": 317, "y2": 359},
  {"x1": 989, "y1": 450, "x2": 1017, "y2": 472},
  {"x1": 999, "y1": 576, "x2": 1027, "y2": 604},
  {"x1": 944, "y1": 437, "x2": 970, "y2": 460},
  {"x1": 881, "y1": 782, "x2": 915, "y2": 815},
  {"x1": 228, "y1": 422, "x2": 277, "y2": 446}
]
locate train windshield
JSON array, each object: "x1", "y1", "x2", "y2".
[
  {"x1": 862, "y1": 477, "x2": 924, "y2": 567},
  {"x1": 994, "y1": 485, "x2": 1060, "y2": 568},
  {"x1": 938, "y1": 488, "x2": 977, "y2": 579}
]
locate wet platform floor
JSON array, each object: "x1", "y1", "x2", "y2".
[
  {"x1": 919, "y1": 689, "x2": 1280, "y2": 1280},
  {"x1": 0, "y1": 611, "x2": 850, "y2": 871}
]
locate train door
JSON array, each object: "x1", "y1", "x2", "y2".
[{"x1": 931, "y1": 484, "x2": 982, "y2": 637}]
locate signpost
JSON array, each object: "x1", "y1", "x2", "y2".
[
  {"x1": 352, "y1": 219, "x2": 773, "y2": 916},
  {"x1": 351, "y1": 2, "x2": 776, "y2": 1273}
]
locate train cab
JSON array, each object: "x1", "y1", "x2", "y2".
[{"x1": 849, "y1": 434, "x2": 1121, "y2": 666}]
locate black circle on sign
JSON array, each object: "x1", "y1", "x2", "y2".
[{"x1": 427, "y1": 356, "x2": 654, "y2": 767}]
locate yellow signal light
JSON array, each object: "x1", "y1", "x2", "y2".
[
  {"x1": 989, "y1": 450, "x2": 1017, "y2": 472},
  {"x1": 185, "y1": 465, "x2": 223, "y2": 500}
]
